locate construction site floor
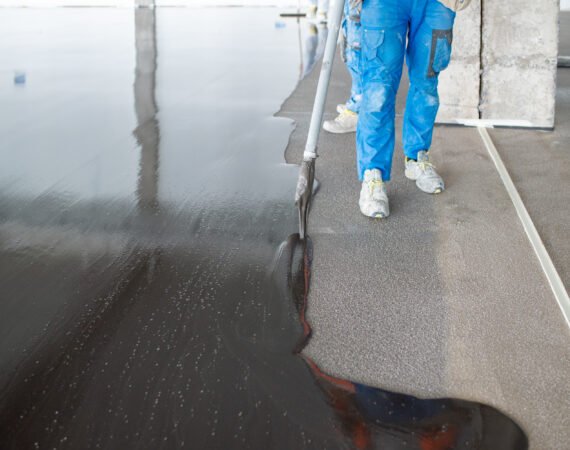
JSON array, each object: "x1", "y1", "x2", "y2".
[{"x1": 281, "y1": 14, "x2": 570, "y2": 449}]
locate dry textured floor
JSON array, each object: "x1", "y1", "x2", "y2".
[{"x1": 281, "y1": 15, "x2": 570, "y2": 450}]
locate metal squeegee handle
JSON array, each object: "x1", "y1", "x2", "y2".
[{"x1": 303, "y1": 0, "x2": 345, "y2": 161}]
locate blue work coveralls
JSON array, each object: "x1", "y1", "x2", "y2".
[
  {"x1": 343, "y1": 0, "x2": 362, "y2": 113},
  {"x1": 356, "y1": 0, "x2": 456, "y2": 181}
]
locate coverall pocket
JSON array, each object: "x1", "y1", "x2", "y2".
[
  {"x1": 363, "y1": 29, "x2": 384, "y2": 61},
  {"x1": 428, "y1": 30, "x2": 453, "y2": 77}
]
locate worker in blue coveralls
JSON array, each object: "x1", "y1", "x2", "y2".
[
  {"x1": 322, "y1": 0, "x2": 362, "y2": 134},
  {"x1": 355, "y1": 0, "x2": 471, "y2": 219}
]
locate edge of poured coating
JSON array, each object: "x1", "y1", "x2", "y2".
[{"x1": 283, "y1": 234, "x2": 529, "y2": 450}]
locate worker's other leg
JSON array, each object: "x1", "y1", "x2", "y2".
[
  {"x1": 323, "y1": 0, "x2": 361, "y2": 134},
  {"x1": 403, "y1": 0, "x2": 455, "y2": 193},
  {"x1": 356, "y1": 0, "x2": 406, "y2": 181},
  {"x1": 356, "y1": 0, "x2": 407, "y2": 218},
  {"x1": 344, "y1": 0, "x2": 362, "y2": 114}
]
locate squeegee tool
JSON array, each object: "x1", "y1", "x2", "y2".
[{"x1": 295, "y1": 0, "x2": 344, "y2": 239}]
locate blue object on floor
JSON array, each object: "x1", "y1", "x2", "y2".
[
  {"x1": 14, "y1": 71, "x2": 26, "y2": 85},
  {"x1": 356, "y1": 0, "x2": 455, "y2": 181}
]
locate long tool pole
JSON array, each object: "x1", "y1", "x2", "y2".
[
  {"x1": 295, "y1": 0, "x2": 344, "y2": 239},
  {"x1": 303, "y1": 0, "x2": 344, "y2": 161}
]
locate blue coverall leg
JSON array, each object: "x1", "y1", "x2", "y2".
[
  {"x1": 343, "y1": 0, "x2": 363, "y2": 113},
  {"x1": 356, "y1": 0, "x2": 455, "y2": 181}
]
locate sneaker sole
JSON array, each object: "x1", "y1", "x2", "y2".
[
  {"x1": 322, "y1": 124, "x2": 357, "y2": 134},
  {"x1": 405, "y1": 169, "x2": 444, "y2": 194},
  {"x1": 414, "y1": 184, "x2": 445, "y2": 194},
  {"x1": 417, "y1": 183, "x2": 444, "y2": 195},
  {"x1": 360, "y1": 209, "x2": 388, "y2": 219}
]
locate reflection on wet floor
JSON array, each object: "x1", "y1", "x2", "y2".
[
  {"x1": 0, "y1": 6, "x2": 526, "y2": 449},
  {"x1": 134, "y1": 7, "x2": 160, "y2": 213},
  {"x1": 285, "y1": 235, "x2": 527, "y2": 449},
  {"x1": 301, "y1": 22, "x2": 328, "y2": 79}
]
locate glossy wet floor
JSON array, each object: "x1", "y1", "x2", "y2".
[{"x1": 0, "y1": 7, "x2": 525, "y2": 449}]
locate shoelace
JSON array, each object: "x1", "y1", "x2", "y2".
[
  {"x1": 367, "y1": 179, "x2": 383, "y2": 194},
  {"x1": 337, "y1": 109, "x2": 357, "y2": 122},
  {"x1": 417, "y1": 160, "x2": 436, "y2": 173}
]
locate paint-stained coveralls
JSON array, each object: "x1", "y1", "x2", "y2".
[
  {"x1": 343, "y1": 0, "x2": 362, "y2": 113},
  {"x1": 356, "y1": 0, "x2": 468, "y2": 181}
]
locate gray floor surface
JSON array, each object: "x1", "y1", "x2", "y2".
[
  {"x1": 280, "y1": 28, "x2": 570, "y2": 450},
  {"x1": 560, "y1": 11, "x2": 570, "y2": 58}
]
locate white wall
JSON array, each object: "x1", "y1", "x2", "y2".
[{"x1": 562, "y1": 0, "x2": 570, "y2": 10}]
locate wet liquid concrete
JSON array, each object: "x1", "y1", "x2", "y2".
[{"x1": 0, "y1": 7, "x2": 526, "y2": 449}]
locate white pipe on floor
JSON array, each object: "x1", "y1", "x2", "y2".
[{"x1": 478, "y1": 126, "x2": 570, "y2": 329}]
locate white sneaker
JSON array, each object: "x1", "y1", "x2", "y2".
[
  {"x1": 323, "y1": 109, "x2": 358, "y2": 134},
  {"x1": 336, "y1": 103, "x2": 350, "y2": 114},
  {"x1": 404, "y1": 150, "x2": 445, "y2": 194},
  {"x1": 359, "y1": 169, "x2": 389, "y2": 218}
]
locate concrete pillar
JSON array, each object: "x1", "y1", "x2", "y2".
[
  {"x1": 480, "y1": 0, "x2": 559, "y2": 128},
  {"x1": 437, "y1": 0, "x2": 559, "y2": 129},
  {"x1": 437, "y1": 0, "x2": 481, "y2": 122}
]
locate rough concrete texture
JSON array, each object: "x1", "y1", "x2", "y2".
[
  {"x1": 480, "y1": 0, "x2": 559, "y2": 127},
  {"x1": 486, "y1": 67, "x2": 570, "y2": 290},
  {"x1": 437, "y1": 0, "x2": 481, "y2": 122},
  {"x1": 281, "y1": 45, "x2": 570, "y2": 449}
]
